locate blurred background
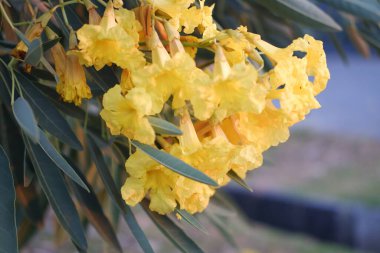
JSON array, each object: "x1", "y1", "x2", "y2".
[{"x1": 16, "y1": 0, "x2": 380, "y2": 252}]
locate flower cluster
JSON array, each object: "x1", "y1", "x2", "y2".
[{"x1": 58, "y1": 0, "x2": 329, "y2": 214}]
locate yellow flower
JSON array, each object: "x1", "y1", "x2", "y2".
[
  {"x1": 121, "y1": 111, "x2": 232, "y2": 214},
  {"x1": 50, "y1": 42, "x2": 66, "y2": 81},
  {"x1": 221, "y1": 104, "x2": 290, "y2": 152},
  {"x1": 132, "y1": 31, "x2": 215, "y2": 120},
  {"x1": 56, "y1": 54, "x2": 92, "y2": 106},
  {"x1": 177, "y1": 0, "x2": 214, "y2": 34},
  {"x1": 72, "y1": 2, "x2": 145, "y2": 71},
  {"x1": 254, "y1": 35, "x2": 328, "y2": 125},
  {"x1": 211, "y1": 46, "x2": 267, "y2": 122},
  {"x1": 291, "y1": 35, "x2": 330, "y2": 95},
  {"x1": 100, "y1": 85, "x2": 155, "y2": 144}
]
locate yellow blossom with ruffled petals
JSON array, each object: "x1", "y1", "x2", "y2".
[
  {"x1": 121, "y1": 110, "x2": 233, "y2": 214},
  {"x1": 72, "y1": 2, "x2": 145, "y2": 71},
  {"x1": 132, "y1": 31, "x2": 215, "y2": 120},
  {"x1": 100, "y1": 85, "x2": 155, "y2": 144},
  {"x1": 221, "y1": 104, "x2": 290, "y2": 153},
  {"x1": 56, "y1": 54, "x2": 92, "y2": 106},
  {"x1": 210, "y1": 46, "x2": 267, "y2": 122}
]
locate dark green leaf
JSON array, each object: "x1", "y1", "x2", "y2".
[
  {"x1": 251, "y1": 0, "x2": 342, "y2": 31},
  {"x1": 38, "y1": 130, "x2": 89, "y2": 192},
  {"x1": 13, "y1": 97, "x2": 39, "y2": 143},
  {"x1": 227, "y1": 170, "x2": 253, "y2": 192},
  {"x1": 148, "y1": 116, "x2": 182, "y2": 136},
  {"x1": 141, "y1": 200, "x2": 204, "y2": 253},
  {"x1": 68, "y1": 159, "x2": 122, "y2": 253},
  {"x1": 132, "y1": 141, "x2": 218, "y2": 187},
  {"x1": 42, "y1": 37, "x2": 61, "y2": 52},
  {"x1": 0, "y1": 59, "x2": 12, "y2": 108},
  {"x1": 24, "y1": 38, "x2": 43, "y2": 66},
  {"x1": 86, "y1": 134, "x2": 154, "y2": 253},
  {"x1": 175, "y1": 209, "x2": 207, "y2": 234},
  {"x1": 319, "y1": 0, "x2": 380, "y2": 22},
  {"x1": 0, "y1": 146, "x2": 18, "y2": 253},
  {"x1": 16, "y1": 72, "x2": 83, "y2": 150},
  {"x1": 23, "y1": 135, "x2": 87, "y2": 251},
  {"x1": 0, "y1": 40, "x2": 16, "y2": 48}
]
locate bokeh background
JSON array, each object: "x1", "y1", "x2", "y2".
[{"x1": 18, "y1": 1, "x2": 380, "y2": 253}]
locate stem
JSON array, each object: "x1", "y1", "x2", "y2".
[
  {"x1": 59, "y1": 0, "x2": 72, "y2": 29},
  {"x1": 0, "y1": 2, "x2": 16, "y2": 30},
  {"x1": 11, "y1": 73, "x2": 15, "y2": 106}
]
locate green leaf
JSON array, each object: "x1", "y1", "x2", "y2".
[
  {"x1": 86, "y1": 134, "x2": 154, "y2": 253},
  {"x1": 227, "y1": 170, "x2": 253, "y2": 192},
  {"x1": 24, "y1": 38, "x2": 43, "y2": 66},
  {"x1": 23, "y1": 135, "x2": 87, "y2": 251},
  {"x1": 175, "y1": 209, "x2": 207, "y2": 234},
  {"x1": 0, "y1": 146, "x2": 18, "y2": 253},
  {"x1": 0, "y1": 59, "x2": 12, "y2": 108},
  {"x1": 141, "y1": 200, "x2": 204, "y2": 253},
  {"x1": 13, "y1": 97, "x2": 39, "y2": 143},
  {"x1": 16, "y1": 72, "x2": 83, "y2": 150},
  {"x1": 251, "y1": 0, "x2": 342, "y2": 31},
  {"x1": 132, "y1": 141, "x2": 218, "y2": 187},
  {"x1": 148, "y1": 116, "x2": 182, "y2": 136},
  {"x1": 318, "y1": 0, "x2": 380, "y2": 22},
  {"x1": 38, "y1": 130, "x2": 89, "y2": 192},
  {"x1": 68, "y1": 159, "x2": 122, "y2": 253},
  {"x1": 42, "y1": 37, "x2": 61, "y2": 52}
]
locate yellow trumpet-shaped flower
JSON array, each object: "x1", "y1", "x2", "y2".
[
  {"x1": 72, "y1": 2, "x2": 145, "y2": 71},
  {"x1": 121, "y1": 110, "x2": 232, "y2": 214},
  {"x1": 254, "y1": 35, "x2": 328, "y2": 125},
  {"x1": 132, "y1": 31, "x2": 215, "y2": 120},
  {"x1": 210, "y1": 46, "x2": 267, "y2": 122},
  {"x1": 56, "y1": 54, "x2": 92, "y2": 106},
  {"x1": 220, "y1": 104, "x2": 290, "y2": 153},
  {"x1": 100, "y1": 85, "x2": 155, "y2": 144}
]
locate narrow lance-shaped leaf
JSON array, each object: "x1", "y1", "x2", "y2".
[
  {"x1": 0, "y1": 146, "x2": 18, "y2": 253},
  {"x1": 250, "y1": 0, "x2": 342, "y2": 32},
  {"x1": 175, "y1": 209, "x2": 207, "y2": 234},
  {"x1": 42, "y1": 37, "x2": 61, "y2": 52},
  {"x1": 24, "y1": 38, "x2": 43, "y2": 66},
  {"x1": 132, "y1": 141, "x2": 218, "y2": 187},
  {"x1": 141, "y1": 200, "x2": 204, "y2": 253},
  {"x1": 67, "y1": 158, "x2": 122, "y2": 253},
  {"x1": 23, "y1": 135, "x2": 87, "y2": 251},
  {"x1": 16, "y1": 72, "x2": 83, "y2": 150},
  {"x1": 148, "y1": 116, "x2": 182, "y2": 136},
  {"x1": 13, "y1": 97, "x2": 39, "y2": 143},
  {"x1": 227, "y1": 170, "x2": 253, "y2": 192},
  {"x1": 38, "y1": 130, "x2": 89, "y2": 192},
  {"x1": 318, "y1": 0, "x2": 380, "y2": 23},
  {"x1": 86, "y1": 133, "x2": 155, "y2": 253}
]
